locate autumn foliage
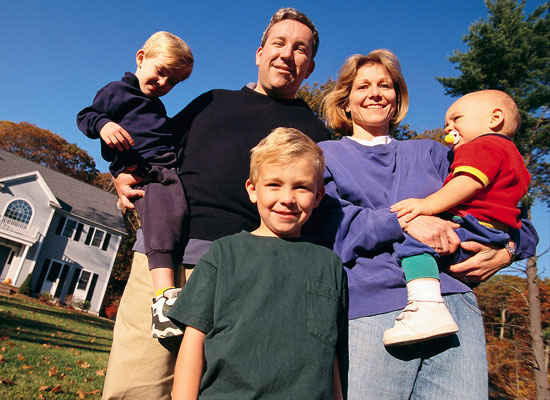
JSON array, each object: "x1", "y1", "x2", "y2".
[
  {"x1": 0, "y1": 121, "x2": 99, "y2": 184},
  {"x1": 476, "y1": 275, "x2": 550, "y2": 399}
]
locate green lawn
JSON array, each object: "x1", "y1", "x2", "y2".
[{"x1": 0, "y1": 294, "x2": 113, "y2": 399}]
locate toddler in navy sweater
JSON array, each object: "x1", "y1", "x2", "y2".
[{"x1": 77, "y1": 31, "x2": 193, "y2": 338}]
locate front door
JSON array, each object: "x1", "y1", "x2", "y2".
[
  {"x1": 40, "y1": 261, "x2": 63, "y2": 296},
  {"x1": 73, "y1": 270, "x2": 91, "y2": 300},
  {"x1": 0, "y1": 245, "x2": 13, "y2": 281}
]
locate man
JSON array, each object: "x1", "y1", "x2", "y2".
[{"x1": 102, "y1": 8, "x2": 330, "y2": 400}]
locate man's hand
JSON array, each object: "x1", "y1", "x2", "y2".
[
  {"x1": 100, "y1": 122, "x2": 135, "y2": 151},
  {"x1": 400, "y1": 215, "x2": 460, "y2": 255},
  {"x1": 391, "y1": 198, "x2": 433, "y2": 222},
  {"x1": 448, "y1": 241, "x2": 512, "y2": 284},
  {"x1": 113, "y1": 167, "x2": 145, "y2": 210}
]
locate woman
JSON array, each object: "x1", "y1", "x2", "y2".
[{"x1": 308, "y1": 50, "x2": 538, "y2": 399}]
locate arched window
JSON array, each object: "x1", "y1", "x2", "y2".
[{"x1": 4, "y1": 200, "x2": 33, "y2": 229}]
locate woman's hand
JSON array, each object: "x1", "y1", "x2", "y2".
[
  {"x1": 448, "y1": 241, "x2": 513, "y2": 283},
  {"x1": 113, "y1": 167, "x2": 145, "y2": 210},
  {"x1": 400, "y1": 215, "x2": 461, "y2": 255}
]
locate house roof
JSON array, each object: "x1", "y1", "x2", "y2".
[{"x1": 0, "y1": 149, "x2": 126, "y2": 234}]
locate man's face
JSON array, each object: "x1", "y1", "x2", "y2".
[{"x1": 254, "y1": 19, "x2": 315, "y2": 99}]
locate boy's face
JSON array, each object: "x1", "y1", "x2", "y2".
[
  {"x1": 135, "y1": 50, "x2": 189, "y2": 97},
  {"x1": 245, "y1": 158, "x2": 324, "y2": 239},
  {"x1": 444, "y1": 94, "x2": 492, "y2": 149}
]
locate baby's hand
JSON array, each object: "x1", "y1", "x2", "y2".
[
  {"x1": 100, "y1": 122, "x2": 135, "y2": 151},
  {"x1": 391, "y1": 198, "x2": 433, "y2": 222}
]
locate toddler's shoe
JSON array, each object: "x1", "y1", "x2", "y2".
[
  {"x1": 382, "y1": 300, "x2": 459, "y2": 346},
  {"x1": 151, "y1": 288, "x2": 183, "y2": 339}
]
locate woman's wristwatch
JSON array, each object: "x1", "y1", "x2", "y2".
[{"x1": 503, "y1": 243, "x2": 516, "y2": 268}]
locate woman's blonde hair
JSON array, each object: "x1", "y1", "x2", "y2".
[{"x1": 322, "y1": 49, "x2": 409, "y2": 136}]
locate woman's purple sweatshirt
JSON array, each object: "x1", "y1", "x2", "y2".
[{"x1": 305, "y1": 137, "x2": 538, "y2": 319}]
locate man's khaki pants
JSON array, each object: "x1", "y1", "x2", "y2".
[{"x1": 102, "y1": 252, "x2": 192, "y2": 400}]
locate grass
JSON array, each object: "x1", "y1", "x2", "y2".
[{"x1": 0, "y1": 294, "x2": 113, "y2": 399}]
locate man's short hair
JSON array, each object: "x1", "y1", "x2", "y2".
[
  {"x1": 249, "y1": 127, "x2": 325, "y2": 186},
  {"x1": 142, "y1": 31, "x2": 194, "y2": 78},
  {"x1": 260, "y1": 8, "x2": 320, "y2": 58}
]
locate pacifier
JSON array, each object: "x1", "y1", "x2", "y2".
[{"x1": 444, "y1": 130, "x2": 460, "y2": 148}]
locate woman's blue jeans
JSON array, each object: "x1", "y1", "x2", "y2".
[{"x1": 342, "y1": 292, "x2": 488, "y2": 399}]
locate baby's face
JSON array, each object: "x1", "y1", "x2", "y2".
[{"x1": 444, "y1": 94, "x2": 493, "y2": 150}]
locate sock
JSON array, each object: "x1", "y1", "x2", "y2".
[{"x1": 406, "y1": 279, "x2": 443, "y2": 303}]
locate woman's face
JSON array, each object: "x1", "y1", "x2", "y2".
[{"x1": 346, "y1": 63, "x2": 397, "y2": 139}]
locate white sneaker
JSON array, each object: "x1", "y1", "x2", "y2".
[
  {"x1": 151, "y1": 288, "x2": 183, "y2": 339},
  {"x1": 383, "y1": 301, "x2": 459, "y2": 346}
]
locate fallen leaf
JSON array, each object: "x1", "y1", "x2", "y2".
[
  {"x1": 1, "y1": 379, "x2": 15, "y2": 386},
  {"x1": 89, "y1": 338, "x2": 96, "y2": 343},
  {"x1": 22, "y1": 364, "x2": 33, "y2": 370},
  {"x1": 0, "y1": 354, "x2": 4, "y2": 363},
  {"x1": 77, "y1": 389, "x2": 101, "y2": 398},
  {"x1": 82, "y1": 377, "x2": 94, "y2": 382},
  {"x1": 39, "y1": 385, "x2": 51, "y2": 391},
  {"x1": 17, "y1": 353, "x2": 25, "y2": 361},
  {"x1": 80, "y1": 362, "x2": 90, "y2": 369},
  {"x1": 48, "y1": 366, "x2": 58, "y2": 377},
  {"x1": 95, "y1": 369, "x2": 105, "y2": 376},
  {"x1": 42, "y1": 343, "x2": 52, "y2": 349},
  {"x1": 51, "y1": 385, "x2": 63, "y2": 393}
]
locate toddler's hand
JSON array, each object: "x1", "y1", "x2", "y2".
[
  {"x1": 100, "y1": 122, "x2": 135, "y2": 151},
  {"x1": 391, "y1": 198, "x2": 433, "y2": 222}
]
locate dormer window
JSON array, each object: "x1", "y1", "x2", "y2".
[{"x1": 3, "y1": 199, "x2": 32, "y2": 229}]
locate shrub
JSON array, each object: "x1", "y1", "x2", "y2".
[
  {"x1": 18, "y1": 274, "x2": 33, "y2": 296},
  {"x1": 79, "y1": 300, "x2": 91, "y2": 312},
  {"x1": 39, "y1": 291, "x2": 53, "y2": 303}
]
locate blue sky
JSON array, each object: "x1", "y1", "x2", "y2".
[{"x1": 1, "y1": 0, "x2": 548, "y2": 275}]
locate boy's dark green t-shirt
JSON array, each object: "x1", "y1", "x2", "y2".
[{"x1": 168, "y1": 231, "x2": 347, "y2": 400}]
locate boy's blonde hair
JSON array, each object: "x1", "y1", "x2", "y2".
[
  {"x1": 322, "y1": 49, "x2": 409, "y2": 136},
  {"x1": 249, "y1": 128, "x2": 325, "y2": 186},
  {"x1": 261, "y1": 8, "x2": 319, "y2": 58},
  {"x1": 142, "y1": 31, "x2": 194, "y2": 78}
]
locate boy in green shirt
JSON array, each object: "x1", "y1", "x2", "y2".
[{"x1": 169, "y1": 128, "x2": 346, "y2": 399}]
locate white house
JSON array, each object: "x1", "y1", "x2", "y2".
[{"x1": 0, "y1": 149, "x2": 126, "y2": 314}]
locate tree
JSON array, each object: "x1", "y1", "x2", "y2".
[
  {"x1": 0, "y1": 121, "x2": 100, "y2": 184},
  {"x1": 438, "y1": 1, "x2": 550, "y2": 397},
  {"x1": 296, "y1": 79, "x2": 336, "y2": 117},
  {"x1": 476, "y1": 276, "x2": 550, "y2": 398}
]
